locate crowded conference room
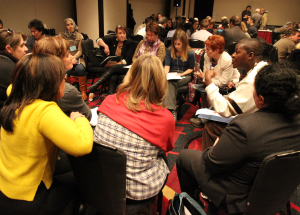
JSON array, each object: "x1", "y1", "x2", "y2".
[{"x1": 1, "y1": 0, "x2": 300, "y2": 214}]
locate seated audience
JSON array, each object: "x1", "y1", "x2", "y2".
[
  {"x1": 247, "y1": 17, "x2": 258, "y2": 38},
  {"x1": 176, "y1": 62, "x2": 300, "y2": 214},
  {"x1": 26, "y1": 19, "x2": 45, "y2": 53},
  {"x1": 221, "y1": 15, "x2": 247, "y2": 51},
  {"x1": 167, "y1": 19, "x2": 184, "y2": 38},
  {"x1": 217, "y1": 16, "x2": 228, "y2": 30},
  {"x1": 164, "y1": 30, "x2": 195, "y2": 121},
  {"x1": 0, "y1": 53, "x2": 93, "y2": 214},
  {"x1": 94, "y1": 55, "x2": 175, "y2": 205},
  {"x1": 136, "y1": 17, "x2": 154, "y2": 38},
  {"x1": 90, "y1": 22, "x2": 166, "y2": 95},
  {"x1": 60, "y1": 18, "x2": 88, "y2": 100},
  {"x1": 88, "y1": 25, "x2": 136, "y2": 95},
  {"x1": 201, "y1": 38, "x2": 268, "y2": 149},
  {"x1": 207, "y1": 19, "x2": 216, "y2": 34},
  {"x1": 186, "y1": 18, "x2": 199, "y2": 39},
  {"x1": 166, "y1": 17, "x2": 174, "y2": 32},
  {"x1": 241, "y1": 22, "x2": 251, "y2": 38},
  {"x1": 191, "y1": 19, "x2": 212, "y2": 41},
  {"x1": 275, "y1": 22, "x2": 293, "y2": 34},
  {"x1": 158, "y1": 16, "x2": 168, "y2": 39},
  {"x1": 216, "y1": 19, "x2": 228, "y2": 35},
  {"x1": 0, "y1": 29, "x2": 27, "y2": 110},
  {"x1": 274, "y1": 27, "x2": 300, "y2": 61},
  {"x1": 32, "y1": 36, "x2": 92, "y2": 120}
]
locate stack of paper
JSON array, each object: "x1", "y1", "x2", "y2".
[{"x1": 196, "y1": 108, "x2": 235, "y2": 123}]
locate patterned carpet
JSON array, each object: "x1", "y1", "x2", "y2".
[{"x1": 85, "y1": 87, "x2": 300, "y2": 215}]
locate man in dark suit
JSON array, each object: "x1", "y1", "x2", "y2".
[
  {"x1": 158, "y1": 17, "x2": 168, "y2": 40},
  {"x1": 176, "y1": 39, "x2": 272, "y2": 214},
  {"x1": 221, "y1": 15, "x2": 247, "y2": 51}
]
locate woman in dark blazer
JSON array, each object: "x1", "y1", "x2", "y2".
[
  {"x1": 176, "y1": 62, "x2": 300, "y2": 214},
  {"x1": 88, "y1": 25, "x2": 136, "y2": 98}
]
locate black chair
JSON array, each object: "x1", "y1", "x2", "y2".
[
  {"x1": 243, "y1": 150, "x2": 300, "y2": 215},
  {"x1": 189, "y1": 39, "x2": 205, "y2": 48},
  {"x1": 129, "y1": 34, "x2": 143, "y2": 42},
  {"x1": 208, "y1": 150, "x2": 300, "y2": 215},
  {"x1": 164, "y1": 37, "x2": 172, "y2": 48},
  {"x1": 228, "y1": 42, "x2": 237, "y2": 56},
  {"x1": 81, "y1": 39, "x2": 106, "y2": 85},
  {"x1": 267, "y1": 44, "x2": 278, "y2": 63},
  {"x1": 251, "y1": 31, "x2": 258, "y2": 38},
  {"x1": 68, "y1": 142, "x2": 163, "y2": 215}
]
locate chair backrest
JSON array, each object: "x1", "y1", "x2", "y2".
[
  {"x1": 189, "y1": 39, "x2": 205, "y2": 49},
  {"x1": 268, "y1": 44, "x2": 278, "y2": 63},
  {"x1": 228, "y1": 42, "x2": 237, "y2": 56},
  {"x1": 81, "y1": 39, "x2": 95, "y2": 66},
  {"x1": 68, "y1": 142, "x2": 127, "y2": 215},
  {"x1": 129, "y1": 34, "x2": 143, "y2": 42},
  {"x1": 244, "y1": 150, "x2": 300, "y2": 215}
]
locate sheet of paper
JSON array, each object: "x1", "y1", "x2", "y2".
[
  {"x1": 123, "y1": 65, "x2": 131, "y2": 68},
  {"x1": 167, "y1": 72, "x2": 182, "y2": 80},
  {"x1": 196, "y1": 108, "x2": 235, "y2": 124},
  {"x1": 89, "y1": 107, "x2": 99, "y2": 126}
]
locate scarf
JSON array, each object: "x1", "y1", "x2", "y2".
[
  {"x1": 98, "y1": 93, "x2": 175, "y2": 152},
  {"x1": 136, "y1": 37, "x2": 161, "y2": 58},
  {"x1": 63, "y1": 18, "x2": 79, "y2": 40}
]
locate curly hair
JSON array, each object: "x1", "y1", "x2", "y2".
[{"x1": 255, "y1": 61, "x2": 300, "y2": 115}]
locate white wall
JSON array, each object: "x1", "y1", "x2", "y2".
[
  {"x1": 0, "y1": 0, "x2": 75, "y2": 37},
  {"x1": 76, "y1": 0, "x2": 99, "y2": 45},
  {"x1": 212, "y1": 0, "x2": 300, "y2": 25},
  {"x1": 103, "y1": 0, "x2": 127, "y2": 34},
  {"x1": 129, "y1": 0, "x2": 166, "y2": 31}
]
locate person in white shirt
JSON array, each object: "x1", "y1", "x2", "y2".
[{"x1": 191, "y1": 19, "x2": 212, "y2": 41}]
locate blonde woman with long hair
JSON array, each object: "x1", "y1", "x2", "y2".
[
  {"x1": 94, "y1": 55, "x2": 175, "y2": 209},
  {"x1": 164, "y1": 30, "x2": 195, "y2": 121}
]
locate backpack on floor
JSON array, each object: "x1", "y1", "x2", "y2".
[{"x1": 167, "y1": 192, "x2": 207, "y2": 215}]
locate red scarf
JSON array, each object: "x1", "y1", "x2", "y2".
[{"x1": 98, "y1": 93, "x2": 175, "y2": 152}]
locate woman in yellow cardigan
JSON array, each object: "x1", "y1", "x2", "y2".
[{"x1": 0, "y1": 54, "x2": 93, "y2": 214}]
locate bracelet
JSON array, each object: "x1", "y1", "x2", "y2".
[{"x1": 72, "y1": 115, "x2": 84, "y2": 121}]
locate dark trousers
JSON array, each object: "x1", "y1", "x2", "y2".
[
  {"x1": 164, "y1": 75, "x2": 192, "y2": 110},
  {"x1": 107, "y1": 65, "x2": 129, "y2": 94},
  {"x1": 0, "y1": 172, "x2": 80, "y2": 215},
  {"x1": 66, "y1": 63, "x2": 87, "y2": 77}
]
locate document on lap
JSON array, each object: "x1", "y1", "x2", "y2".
[
  {"x1": 167, "y1": 72, "x2": 182, "y2": 80},
  {"x1": 196, "y1": 108, "x2": 235, "y2": 123}
]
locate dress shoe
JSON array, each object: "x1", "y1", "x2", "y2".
[{"x1": 189, "y1": 117, "x2": 205, "y2": 128}]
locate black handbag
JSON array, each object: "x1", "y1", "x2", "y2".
[
  {"x1": 167, "y1": 192, "x2": 207, "y2": 215},
  {"x1": 87, "y1": 48, "x2": 106, "y2": 67}
]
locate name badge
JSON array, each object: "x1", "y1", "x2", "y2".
[{"x1": 70, "y1": 45, "x2": 77, "y2": 52}]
